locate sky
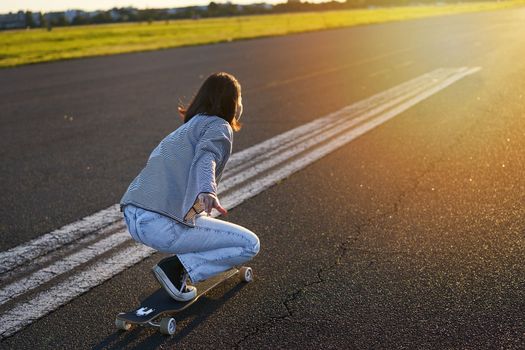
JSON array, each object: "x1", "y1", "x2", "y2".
[{"x1": 1, "y1": 0, "x2": 339, "y2": 14}]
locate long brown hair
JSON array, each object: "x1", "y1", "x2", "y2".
[{"x1": 178, "y1": 72, "x2": 242, "y2": 132}]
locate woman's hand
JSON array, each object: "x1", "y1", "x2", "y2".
[{"x1": 198, "y1": 192, "x2": 228, "y2": 216}]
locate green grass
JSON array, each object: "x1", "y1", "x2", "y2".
[{"x1": 1, "y1": 0, "x2": 524, "y2": 68}]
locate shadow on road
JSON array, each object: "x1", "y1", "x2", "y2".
[{"x1": 92, "y1": 282, "x2": 246, "y2": 349}]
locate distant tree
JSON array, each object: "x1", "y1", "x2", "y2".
[
  {"x1": 222, "y1": 2, "x2": 239, "y2": 16},
  {"x1": 208, "y1": 1, "x2": 219, "y2": 16},
  {"x1": 55, "y1": 14, "x2": 67, "y2": 26},
  {"x1": 91, "y1": 11, "x2": 112, "y2": 24},
  {"x1": 39, "y1": 12, "x2": 46, "y2": 28},
  {"x1": 72, "y1": 14, "x2": 89, "y2": 25},
  {"x1": 24, "y1": 11, "x2": 35, "y2": 27}
]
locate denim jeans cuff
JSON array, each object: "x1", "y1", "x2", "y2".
[{"x1": 177, "y1": 255, "x2": 195, "y2": 284}]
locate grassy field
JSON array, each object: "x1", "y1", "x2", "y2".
[{"x1": 1, "y1": 0, "x2": 524, "y2": 68}]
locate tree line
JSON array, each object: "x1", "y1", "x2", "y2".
[{"x1": 5, "y1": 0, "x2": 501, "y2": 30}]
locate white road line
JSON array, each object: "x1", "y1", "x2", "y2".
[
  {"x1": 0, "y1": 244, "x2": 155, "y2": 340},
  {"x1": 222, "y1": 66, "x2": 481, "y2": 210},
  {"x1": 222, "y1": 67, "x2": 449, "y2": 180},
  {"x1": 0, "y1": 204, "x2": 121, "y2": 275},
  {"x1": 0, "y1": 231, "x2": 130, "y2": 306},
  {"x1": 224, "y1": 67, "x2": 451, "y2": 173},
  {"x1": 0, "y1": 67, "x2": 481, "y2": 340},
  {"x1": 0, "y1": 220, "x2": 125, "y2": 284},
  {"x1": 219, "y1": 68, "x2": 460, "y2": 193}
]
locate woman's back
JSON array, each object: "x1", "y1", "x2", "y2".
[{"x1": 120, "y1": 114, "x2": 233, "y2": 227}]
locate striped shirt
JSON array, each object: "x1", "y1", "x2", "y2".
[{"x1": 119, "y1": 113, "x2": 233, "y2": 227}]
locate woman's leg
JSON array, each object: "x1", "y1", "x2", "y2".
[
  {"x1": 174, "y1": 214, "x2": 260, "y2": 284},
  {"x1": 125, "y1": 205, "x2": 183, "y2": 253},
  {"x1": 122, "y1": 204, "x2": 145, "y2": 245},
  {"x1": 124, "y1": 205, "x2": 260, "y2": 284}
]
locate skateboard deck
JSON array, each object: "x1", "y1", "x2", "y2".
[{"x1": 116, "y1": 266, "x2": 253, "y2": 335}]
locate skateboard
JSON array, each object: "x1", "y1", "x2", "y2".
[{"x1": 115, "y1": 266, "x2": 253, "y2": 335}]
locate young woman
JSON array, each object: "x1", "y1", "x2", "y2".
[{"x1": 120, "y1": 72, "x2": 260, "y2": 301}]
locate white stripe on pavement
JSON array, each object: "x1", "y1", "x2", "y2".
[
  {"x1": 0, "y1": 231, "x2": 130, "y2": 306},
  {"x1": 222, "y1": 66, "x2": 481, "y2": 210},
  {"x1": 0, "y1": 205, "x2": 122, "y2": 275},
  {"x1": 0, "y1": 220, "x2": 125, "y2": 284},
  {"x1": 0, "y1": 244, "x2": 155, "y2": 340},
  {"x1": 218, "y1": 68, "x2": 461, "y2": 193},
  {"x1": 224, "y1": 67, "x2": 451, "y2": 173}
]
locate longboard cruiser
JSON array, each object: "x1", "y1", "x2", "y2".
[{"x1": 115, "y1": 266, "x2": 253, "y2": 335}]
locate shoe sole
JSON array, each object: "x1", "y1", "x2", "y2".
[{"x1": 152, "y1": 265, "x2": 196, "y2": 302}]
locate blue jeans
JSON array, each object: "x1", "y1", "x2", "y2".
[{"x1": 122, "y1": 204, "x2": 260, "y2": 284}]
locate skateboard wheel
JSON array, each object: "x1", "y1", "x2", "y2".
[
  {"x1": 239, "y1": 267, "x2": 253, "y2": 283},
  {"x1": 159, "y1": 317, "x2": 176, "y2": 335},
  {"x1": 115, "y1": 318, "x2": 132, "y2": 331}
]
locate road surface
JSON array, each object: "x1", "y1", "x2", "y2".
[{"x1": 0, "y1": 6, "x2": 524, "y2": 349}]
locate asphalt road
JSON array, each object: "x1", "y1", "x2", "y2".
[{"x1": 1, "y1": 6, "x2": 524, "y2": 349}]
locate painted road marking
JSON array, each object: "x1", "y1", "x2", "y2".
[
  {"x1": 219, "y1": 68, "x2": 460, "y2": 192},
  {"x1": 222, "y1": 67, "x2": 481, "y2": 210},
  {"x1": 0, "y1": 67, "x2": 481, "y2": 340},
  {"x1": 0, "y1": 230, "x2": 129, "y2": 306},
  {"x1": 0, "y1": 205, "x2": 121, "y2": 275},
  {"x1": 224, "y1": 67, "x2": 451, "y2": 172},
  {"x1": 0, "y1": 244, "x2": 155, "y2": 339}
]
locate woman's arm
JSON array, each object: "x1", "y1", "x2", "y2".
[{"x1": 193, "y1": 119, "x2": 233, "y2": 215}]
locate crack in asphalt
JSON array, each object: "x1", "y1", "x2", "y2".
[
  {"x1": 234, "y1": 114, "x2": 482, "y2": 348},
  {"x1": 235, "y1": 225, "x2": 359, "y2": 349}
]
